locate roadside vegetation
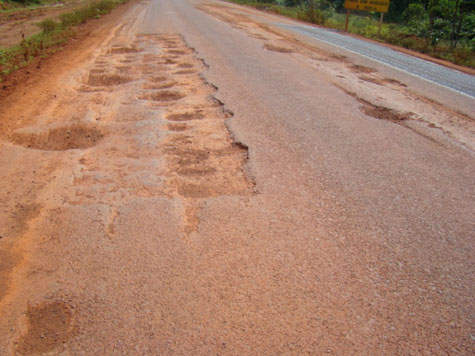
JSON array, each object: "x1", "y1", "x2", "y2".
[
  {"x1": 0, "y1": 0, "x2": 75, "y2": 12},
  {"x1": 0, "y1": 0, "x2": 127, "y2": 81},
  {"x1": 226, "y1": 0, "x2": 474, "y2": 68}
]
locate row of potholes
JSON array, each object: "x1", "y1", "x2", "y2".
[
  {"x1": 8, "y1": 33, "x2": 254, "y2": 233},
  {"x1": 10, "y1": 33, "x2": 256, "y2": 355},
  {"x1": 133, "y1": 34, "x2": 253, "y2": 204},
  {"x1": 7, "y1": 38, "x2": 196, "y2": 150}
]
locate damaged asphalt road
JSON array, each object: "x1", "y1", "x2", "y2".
[{"x1": 0, "y1": 0, "x2": 474, "y2": 355}]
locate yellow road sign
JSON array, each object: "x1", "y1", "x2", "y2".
[{"x1": 344, "y1": 0, "x2": 390, "y2": 13}]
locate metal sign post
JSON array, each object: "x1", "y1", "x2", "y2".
[
  {"x1": 345, "y1": 9, "x2": 351, "y2": 32},
  {"x1": 378, "y1": 12, "x2": 384, "y2": 37}
]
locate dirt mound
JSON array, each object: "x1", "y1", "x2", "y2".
[{"x1": 12, "y1": 124, "x2": 104, "y2": 151}]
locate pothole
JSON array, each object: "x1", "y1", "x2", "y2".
[
  {"x1": 143, "y1": 81, "x2": 176, "y2": 90},
  {"x1": 138, "y1": 91, "x2": 185, "y2": 102},
  {"x1": 361, "y1": 105, "x2": 412, "y2": 122},
  {"x1": 383, "y1": 78, "x2": 407, "y2": 87},
  {"x1": 166, "y1": 50, "x2": 187, "y2": 55},
  {"x1": 178, "y1": 63, "x2": 194, "y2": 68},
  {"x1": 166, "y1": 112, "x2": 204, "y2": 121},
  {"x1": 167, "y1": 123, "x2": 189, "y2": 132},
  {"x1": 264, "y1": 43, "x2": 293, "y2": 53},
  {"x1": 108, "y1": 46, "x2": 141, "y2": 54},
  {"x1": 139, "y1": 65, "x2": 157, "y2": 75},
  {"x1": 12, "y1": 124, "x2": 104, "y2": 151},
  {"x1": 174, "y1": 70, "x2": 195, "y2": 75},
  {"x1": 16, "y1": 302, "x2": 75, "y2": 355},
  {"x1": 87, "y1": 74, "x2": 133, "y2": 86},
  {"x1": 89, "y1": 68, "x2": 106, "y2": 74},
  {"x1": 339, "y1": 87, "x2": 412, "y2": 123},
  {"x1": 358, "y1": 75, "x2": 384, "y2": 86},
  {"x1": 115, "y1": 66, "x2": 131, "y2": 73},
  {"x1": 159, "y1": 58, "x2": 178, "y2": 65},
  {"x1": 177, "y1": 183, "x2": 213, "y2": 198},
  {"x1": 150, "y1": 76, "x2": 168, "y2": 83},
  {"x1": 177, "y1": 167, "x2": 216, "y2": 176},
  {"x1": 142, "y1": 54, "x2": 161, "y2": 63},
  {"x1": 349, "y1": 64, "x2": 376, "y2": 73},
  {"x1": 163, "y1": 42, "x2": 179, "y2": 49},
  {"x1": 0, "y1": 249, "x2": 21, "y2": 304},
  {"x1": 165, "y1": 148, "x2": 209, "y2": 165}
]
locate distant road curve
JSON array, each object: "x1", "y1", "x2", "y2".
[{"x1": 280, "y1": 24, "x2": 475, "y2": 98}]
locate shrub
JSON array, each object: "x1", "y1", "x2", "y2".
[
  {"x1": 403, "y1": 3, "x2": 426, "y2": 25},
  {"x1": 38, "y1": 18, "x2": 61, "y2": 33},
  {"x1": 1, "y1": 0, "x2": 127, "y2": 81},
  {"x1": 60, "y1": 0, "x2": 123, "y2": 28},
  {"x1": 297, "y1": 4, "x2": 326, "y2": 24}
]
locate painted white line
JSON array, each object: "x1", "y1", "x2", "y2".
[{"x1": 281, "y1": 25, "x2": 475, "y2": 99}]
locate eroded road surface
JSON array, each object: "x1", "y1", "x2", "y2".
[{"x1": 1, "y1": 0, "x2": 474, "y2": 355}]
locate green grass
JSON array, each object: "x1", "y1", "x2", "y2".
[
  {"x1": 224, "y1": 1, "x2": 327, "y2": 24},
  {"x1": 0, "y1": 0, "x2": 65, "y2": 11},
  {"x1": 0, "y1": 0, "x2": 127, "y2": 81},
  {"x1": 224, "y1": 0, "x2": 474, "y2": 68}
]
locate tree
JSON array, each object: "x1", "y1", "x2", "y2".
[
  {"x1": 449, "y1": 0, "x2": 475, "y2": 48},
  {"x1": 403, "y1": 2, "x2": 428, "y2": 36}
]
